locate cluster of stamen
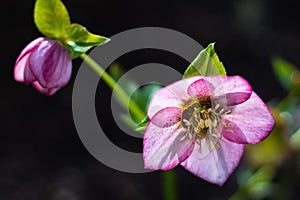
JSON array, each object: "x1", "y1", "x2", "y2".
[{"x1": 181, "y1": 101, "x2": 232, "y2": 154}]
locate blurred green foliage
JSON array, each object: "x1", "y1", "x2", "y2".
[
  {"x1": 231, "y1": 57, "x2": 300, "y2": 199},
  {"x1": 109, "y1": 63, "x2": 161, "y2": 132},
  {"x1": 271, "y1": 57, "x2": 300, "y2": 91},
  {"x1": 231, "y1": 166, "x2": 275, "y2": 200}
]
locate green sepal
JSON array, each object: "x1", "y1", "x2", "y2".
[
  {"x1": 34, "y1": 0, "x2": 70, "y2": 39},
  {"x1": 65, "y1": 24, "x2": 110, "y2": 59},
  {"x1": 183, "y1": 43, "x2": 226, "y2": 78}
]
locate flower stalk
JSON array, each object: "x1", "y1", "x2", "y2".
[
  {"x1": 80, "y1": 53, "x2": 146, "y2": 122},
  {"x1": 81, "y1": 53, "x2": 176, "y2": 200},
  {"x1": 163, "y1": 169, "x2": 177, "y2": 200}
]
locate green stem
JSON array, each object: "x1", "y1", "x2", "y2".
[
  {"x1": 81, "y1": 54, "x2": 177, "y2": 200},
  {"x1": 162, "y1": 170, "x2": 177, "y2": 200},
  {"x1": 80, "y1": 53, "x2": 145, "y2": 121}
]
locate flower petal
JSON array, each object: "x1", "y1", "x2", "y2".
[
  {"x1": 143, "y1": 111, "x2": 194, "y2": 170},
  {"x1": 204, "y1": 76, "x2": 252, "y2": 106},
  {"x1": 15, "y1": 37, "x2": 45, "y2": 64},
  {"x1": 32, "y1": 82, "x2": 60, "y2": 96},
  {"x1": 47, "y1": 88, "x2": 60, "y2": 96},
  {"x1": 148, "y1": 76, "x2": 202, "y2": 119},
  {"x1": 14, "y1": 38, "x2": 45, "y2": 82},
  {"x1": 29, "y1": 39, "x2": 72, "y2": 88},
  {"x1": 187, "y1": 78, "x2": 213, "y2": 98},
  {"x1": 151, "y1": 107, "x2": 182, "y2": 128},
  {"x1": 32, "y1": 81, "x2": 48, "y2": 94},
  {"x1": 14, "y1": 54, "x2": 30, "y2": 82},
  {"x1": 181, "y1": 138, "x2": 244, "y2": 186},
  {"x1": 223, "y1": 92, "x2": 275, "y2": 144},
  {"x1": 23, "y1": 61, "x2": 36, "y2": 83}
]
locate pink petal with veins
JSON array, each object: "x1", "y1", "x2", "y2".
[
  {"x1": 15, "y1": 37, "x2": 45, "y2": 64},
  {"x1": 14, "y1": 37, "x2": 45, "y2": 82},
  {"x1": 198, "y1": 76, "x2": 252, "y2": 106},
  {"x1": 28, "y1": 39, "x2": 72, "y2": 89},
  {"x1": 181, "y1": 137, "x2": 244, "y2": 186},
  {"x1": 143, "y1": 107, "x2": 194, "y2": 170},
  {"x1": 223, "y1": 92, "x2": 275, "y2": 144},
  {"x1": 14, "y1": 54, "x2": 30, "y2": 82},
  {"x1": 14, "y1": 38, "x2": 72, "y2": 96},
  {"x1": 187, "y1": 78, "x2": 213, "y2": 98}
]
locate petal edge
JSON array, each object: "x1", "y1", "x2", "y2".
[
  {"x1": 181, "y1": 138, "x2": 244, "y2": 186},
  {"x1": 223, "y1": 92, "x2": 275, "y2": 144}
]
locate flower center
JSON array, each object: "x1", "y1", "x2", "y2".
[{"x1": 181, "y1": 100, "x2": 232, "y2": 155}]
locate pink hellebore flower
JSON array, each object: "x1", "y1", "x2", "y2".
[
  {"x1": 143, "y1": 76, "x2": 275, "y2": 186},
  {"x1": 14, "y1": 37, "x2": 72, "y2": 96}
]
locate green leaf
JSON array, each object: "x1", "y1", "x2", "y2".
[
  {"x1": 271, "y1": 57, "x2": 299, "y2": 91},
  {"x1": 34, "y1": 0, "x2": 70, "y2": 39},
  {"x1": 183, "y1": 43, "x2": 226, "y2": 78},
  {"x1": 66, "y1": 24, "x2": 110, "y2": 58}
]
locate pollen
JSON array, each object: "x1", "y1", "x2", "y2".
[{"x1": 181, "y1": 102, "x2": 233, "y2": 155}]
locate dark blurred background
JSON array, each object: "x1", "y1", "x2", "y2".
[{"x1": 1, "y1": 0, "x2": 300, "y2": 199}]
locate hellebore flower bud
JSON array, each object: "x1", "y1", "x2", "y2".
[{"x1": 14, "y1": 37, "x2": 72, "y2": 95}]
